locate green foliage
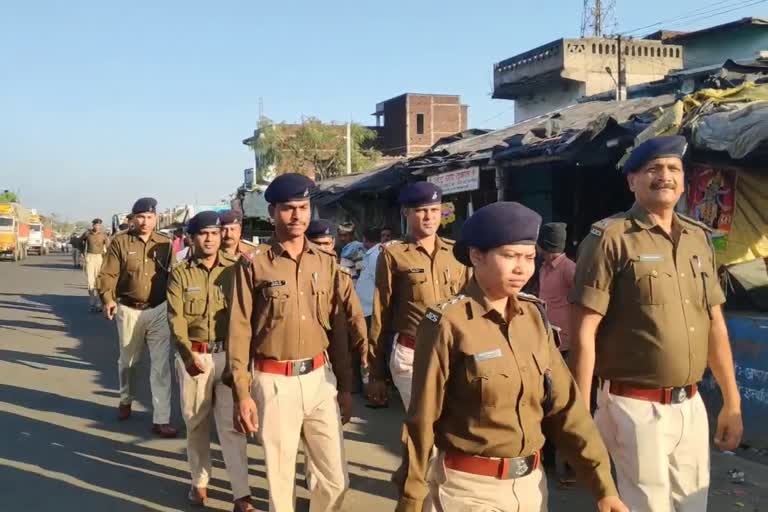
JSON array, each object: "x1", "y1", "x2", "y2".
[
  {"x1": 0, "y1": 190, "x2": 18, "y2": 202},
  {"x1": 251, "y1": 118, "x2": 382, "y2": 180}
]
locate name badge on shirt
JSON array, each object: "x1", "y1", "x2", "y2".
[
  {"x1": 185, "y1": 287, "x2": 201, "y2": 293},
  {"x1": 474, "y1": 349, "x2": 503, "y2": 362},
  {"x1": 638, "y1": 254, "x2": 664, "y2": 262},
  {"x1": 128, "y1": 251, "x2": 137, "y2": 255},
  {"x1": 407, "y1": 268, "x2": 425, "y2": 274},
  {"x1": 267, "y1": 280, "x2": 286, "y2": 288}
]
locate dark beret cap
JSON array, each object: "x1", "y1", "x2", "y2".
[
  {"x1": 306, "y1": 219, "x2": 333, "y2": 239},
  {"x1": 131, "y1": 197, "x2": 158, "y2": 215},
  {"x1": 623, "y1": 135, "x2": 687, "y2": 175},
  {"x1": 92, "y1": 218, "x2": 102, "y2": 225},
  {"x1": 219, "y1": 210, "x2": 242, "y2": 225},
  {"x1": 398, "y1": 181, "x2": 442, "y2": 208},
  {"x1": 186, "y1": 211, "x2": 221, "y2": 235},
  {"x1": 537, "y1": 222, "x2": 567, "y2": 253},
  {"x1": 264, "y1": 173, "x2": 315, "y2": 204},
  {"x1": 453, "y1": 202, "x2": 542, "y2": 266}
]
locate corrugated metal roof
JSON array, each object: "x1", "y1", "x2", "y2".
[{"x1": 428, "y1": 95, "x2": 676, "y2": 157}]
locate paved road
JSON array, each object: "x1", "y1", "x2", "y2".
[{"x1": 0, "y1": 254, "x2": 766, "y2": 511}]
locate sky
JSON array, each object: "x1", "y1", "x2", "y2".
[{"x1": 2, "y1": 0, "x2": 766, "y2": 222}]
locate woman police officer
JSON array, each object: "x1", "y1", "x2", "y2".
[{"x1": 395, "y1": 201, "x2": 627, "y2": 512}]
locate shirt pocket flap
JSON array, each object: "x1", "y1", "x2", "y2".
[{"x1": 466, "y1": 355, "x2": 512, "y2": 380}]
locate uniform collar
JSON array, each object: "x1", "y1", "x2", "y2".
[
  {"x1": 465, "y1": 278, "x2": 523, "y2": 323},
  {"x1": 628, "y1": 203, "x2": 690, "y2": 234},
  {"x1": 189, "y1": 251, "x2": 236, "y2": 269},
  {"x1": 269, "y1": 236, "x2": 317, "y2": 257},
  {"x1": 404, "y1": 234, "x2": 448, "y2": 252}
]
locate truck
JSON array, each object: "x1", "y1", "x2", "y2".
[
  {"x1": 26, "y1": 212, "x2": 53, "y2": 255},
  {"x1": 0, "y1": 203, "x2": 31, "y2": 261}
]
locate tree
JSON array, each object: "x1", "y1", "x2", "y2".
[
  {"x1": 0, "y1": 190, "x2": 18, "y2": 202},
  {"x1": 251, "y1": 118, "x2": 382, "y2": 181}
]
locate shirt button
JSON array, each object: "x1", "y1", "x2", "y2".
[
  {"x1": 301, "y1": 315, "x2": 306, "y2": 320},
  {"x1": 685, "y1": 299, "x2": 690, "y2": 304},
  {"x1": 651, "y1": 270, "x2": 658, "y2": 276},
  {"x1": 689, "y1": 326, "x2": 695, "y2": 332},
  {"x1": 300, "y1": 291, "x2": 304, "y2": 296},
  {"x1": 680, "y1": 272, "x2": 685, "y2": 278}
]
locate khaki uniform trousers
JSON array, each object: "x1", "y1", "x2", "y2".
[
  {"x1": 115, "y1": 302, "x2": 172, "y2": 424},
  {"x1": 595, "y1": 382, "x2": 710, "y2": 512},
  {"x1": 390, "y1": 334, "x2": 415, "y2": 410},
  {"x1": 176, "y1": 351, "x2": 250, "y2": 500},
  {"x1": 427, "y1": 452, "x2": 547, "y2": 512},
  {"x1": 252, "y1": 362, "x2": 348, "y2": 512},
  {"x1": 84, "y1": 253, "x2": 103, "y2": 307}
]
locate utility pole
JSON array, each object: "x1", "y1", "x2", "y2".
[
  {"x1": 616, "y1": 35, "x2": 627, "y2": 101},
  {"x1": 594, "y1": 0, "x2": 602, "y2": 37},
  {"x1": 345, "y1": 122, "x2": 352, "y2": 175}
]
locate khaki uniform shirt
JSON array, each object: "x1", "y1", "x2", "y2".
[
  {"x1": 338, "y1": 270, "x2": 368, "y2": 352},
  {"x1": 227, "y1": 238, "x2": 352, "y2": 401},
  {"x1": 369, "y1": 236, "x2": 469, "y2": 379},
  {"x1": 167, "y1": 251, "x2": 238, "y2": 366},
  {"x1": 98, "y1": 231, "x2": 174, "y2": 307},
  {"x1": 569, "y1": 203, "x2": 726, "y2": 387},
  {"x1": 396, "y1": 279, "x2": 616, "y2": 511},
  {"x1": 81, "y1": 230, "x2": 109, "y2": 254}
]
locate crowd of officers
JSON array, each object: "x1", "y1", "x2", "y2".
[{"x1": 78, "y1": 135, "x2": 743, "y2": 512}]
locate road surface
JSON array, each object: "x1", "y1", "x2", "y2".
[{"x1": 0, "y1": 254, "x2": 765, "y2": 511}]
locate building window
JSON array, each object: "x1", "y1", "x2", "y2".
[{"x1": 416, "y1": 113, "x2": 425, "y2": 135}]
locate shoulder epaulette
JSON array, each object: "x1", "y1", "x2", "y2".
[
  {"x1": 153, "y1": 230, "x2": 171, "y2": 239},
  {"x1": 588, "y1": 215, "x2": 625, "y2": 238},
  {"x1": 240, "y1": 239, "x2": 258, "y2": 248},
  {"x1": 677, "y1": 213, "x2": 714, "y2": 233},
  {"x1": 425, "y1": 294, "x2": 468, "y2": 323},
  {"x1": 517, "y1": 292, "x2": 544, "y2": 305},
  {"x1": 440, "y1": 236, "x2": 456, "y2": 245}
]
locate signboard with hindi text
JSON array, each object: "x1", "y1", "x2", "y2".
[{"x1": 427, "y1": 167, "x2": 480, "y2": 195}]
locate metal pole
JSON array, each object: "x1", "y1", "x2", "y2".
[
  {"x1": 617, "y1": 35, "x2": 627, "y2": 101},
  {"x1": 346, "y1": 122, "x2": 352, "y2": 175}
]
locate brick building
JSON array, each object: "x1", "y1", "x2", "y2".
[{"x1": 373, "y1": 93, "x2": 469, "y2": 157}]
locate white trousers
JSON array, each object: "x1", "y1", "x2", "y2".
[
  {"x1": 252, "y1": 363, "x2": 348, "y2": 512},
  {"x1": 595, "y1": 383, "x2": 710, "y2": 512},
  {"x1": 115, "y1": 302, "x2": 172, "y2": 424},
  {"x1": 176, "y1": 351, "x2": 250, "y2": 500}
]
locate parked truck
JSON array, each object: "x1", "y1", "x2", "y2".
[
  {"x1": 0, "y1": 203, "x2": 31, "y2": 261},
  {"x1": 26, "y1": 212, "x2": 53, "y2": 255}
]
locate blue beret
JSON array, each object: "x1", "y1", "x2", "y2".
[
  {"x1": 187, "y1": 211, "x2": 221, "y2": 234},
  {"x1": 264, "y1": 173, "x2": 315, "y2": 204},
  {"x1": 219, "y1": 210, "x2": 242, "y2": 225},
  {"x1": 623, "y1": 135, "x2": 687, "y2": 175},
  {"x1": 399, "y1": 182, "x2": 442, "y2": 207},
  {"x1": 132, "y1": 197, "x2": 158, "y2": 214},
  {"x1": 306, "y1": 219, "x2": 333, "y2": 239},
  {"x1": 453, "y1": 202, "x2": 542, "y2": 266}
]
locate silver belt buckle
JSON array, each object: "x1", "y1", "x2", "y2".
[
  {"x1": 506, "y1": 456, "x2": 532, "y2": 479},
  {"x1": 291, "y1": 358, "x2": 312, "y2": 376},
  {"x1": 671, "y1": 387, "x2": 688, "y2": 404}
]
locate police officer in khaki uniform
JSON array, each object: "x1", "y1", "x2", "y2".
[
  {"x1": 397, "y1": 202, "x2": 626, "y2": 512},
  {"x1": 228, "y1": 173, "x2": 352, "y2": 512},
  {"x1": 368, "y1": 182, "x2": 469, "y2": 409},
  {"x1": 81, "y1": 218, "x2": 109, "y2": 312},
  {"x1": 166, "y1": 211, "x2": 255, "y2": 511},
  {"x1": 98, "y1": 197, "x2": 177, "y2": 437},
  {"x1": 306, "y1": 219, "x2": 368, "y2": 363},
  {"x1": 220, "y1": 210, "x2": 258, "y2": 257},
  {"x1": 569, "y1": 136, "x2": 743, "y2": 511}
]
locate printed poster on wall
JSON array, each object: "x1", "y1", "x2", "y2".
[{"x1": 686, "y1": 165, "x2": 737, "y2": 251}]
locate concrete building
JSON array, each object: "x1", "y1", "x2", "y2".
[
  {"x1": 492, "y1": 38, "x2": 683, "y2": 121},
  {"x1": 372, "y1": 93, "x2": 468, "y2": 157},
  {"x1": 648, "y1": 17, "x2": 768, "y2": 70}
]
